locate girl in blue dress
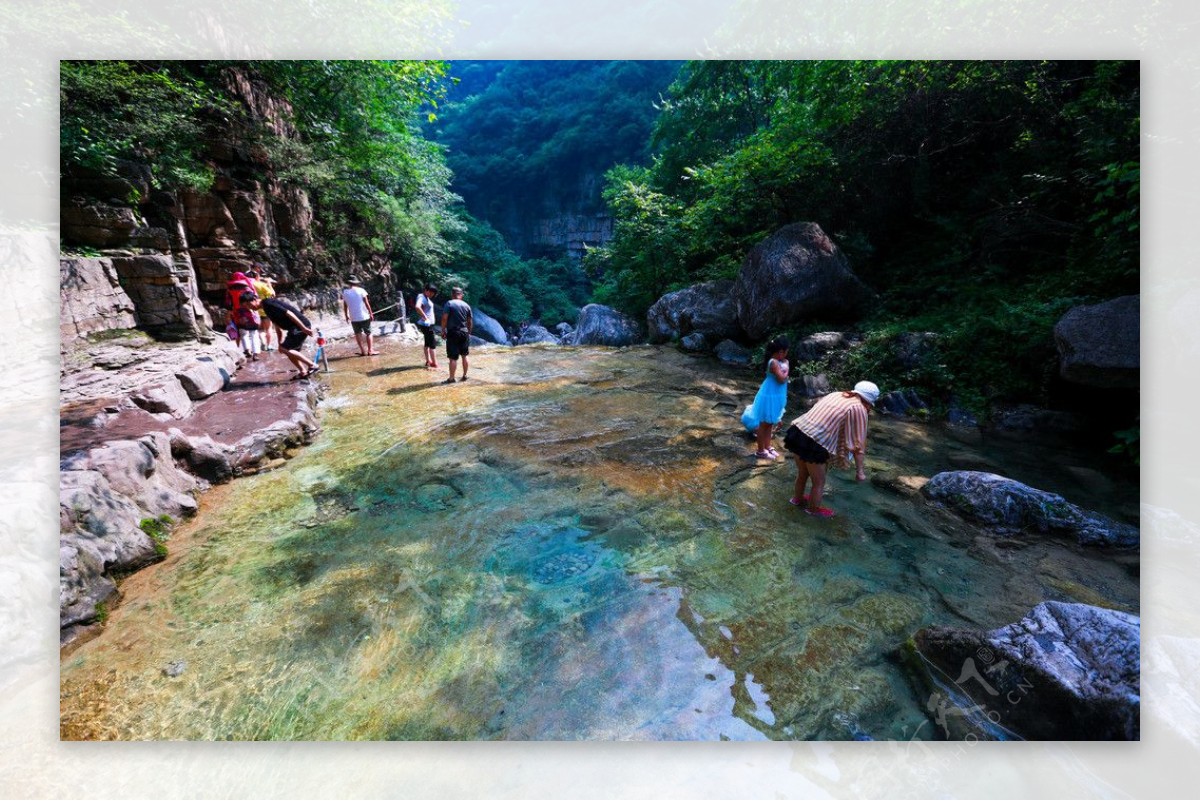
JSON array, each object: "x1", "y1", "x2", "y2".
[{"x1": 741, "y1": 337, "x2": 790, "y2": 460}]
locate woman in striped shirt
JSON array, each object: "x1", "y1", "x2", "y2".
[{"x1": 782, "y1": 380, "x2": 880, "y2": 518}]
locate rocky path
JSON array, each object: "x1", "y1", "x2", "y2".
[{"x1": 59, "y1": 318, "x2": 421, "y2": 647}]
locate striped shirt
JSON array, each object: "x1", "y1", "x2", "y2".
[{"x1": 792, "y1": 392, "x2": 869, "y2": 459}]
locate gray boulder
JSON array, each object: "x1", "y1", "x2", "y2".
[
  {"x1": 517, "y1": 324, "x2": 560, "y2": 346},
  {"x1": 732, "y1": 223, "x2": 874, "y2": 340},
  {"x1": 922, "y1": 470, "x2": 1138, "y2": 548},
  {"x1": 646, "y1": 280, "x2": 741, "y2": 345},
  {"x1": 60, "y1": 432, "x2": 204, "y2": 631},
  {"x1": 878, "y1": 389, "x2": 928, "y2": 417},
  {"x1": 893, "y1": 332, "x2": 939, "y2": 369},
  {"x1": 714, "y1": 339, "x2": 754, "y2": 367},
  {"x1": 1054, "y1": 295, "x2": 1139, "y2": 388},
  {"x1": 791, "y1": 331, "x2": 857, "y2": 363},
  {"x1": 794, "y1": 373, "x2": 832, "y2": 398},
  {"x1": 176, "y1": 360, "x2": 229, "y2": 400},
  {"x1": 680, "y1": 332, "x2": 708, "y2": 352},
  {"x1": 553, "y1": 322, "x2": 574, "y2": 337},
  {"x1": 910, "y1": 602, "x2": 1139, "y2": 740},
  {"x1": 130, "y1": 379, "x2": 194, "y2": 419},
  {"x1": 471, "y1": 307, "x2": 509, "y2": 345},
  {"x1": 563, "y1": 304, "x2": 643, "y2": 347}
]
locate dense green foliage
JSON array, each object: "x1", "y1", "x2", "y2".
[
  {"x1": 431, "y1": 61, "x2": 681, "y2": 229},
  {"x1": 440, "y1": 214, "x2": 591, "y2": 328},
  {"x1": 61, "y1": 61, "x2": 235, "y2": 193},
  {"x1": 590, "y1": 60, "x2": 1139, "y2": 412}
]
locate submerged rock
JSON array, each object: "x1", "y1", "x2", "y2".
[
  {"x1": 923, "y1": 470, "x2": 1137, "y2": 548},
  {"x1": 909, "y1": 601, "x2": 1140, "y2": 740}
]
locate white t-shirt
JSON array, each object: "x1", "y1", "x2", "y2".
[
  {"x1": 342, "y1": 286, "x2": 371, "y2": 322},
  {"x1": 416, "y1": 293, "x2": 435, "y2": 326}
]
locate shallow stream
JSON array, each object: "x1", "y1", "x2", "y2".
[{"x1": 60, "y1": 344, "x2": 1139, "y2": 740}]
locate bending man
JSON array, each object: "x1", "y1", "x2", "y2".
[{"x1": 261, "y1": 296, "x2": 318, "y2": 379}]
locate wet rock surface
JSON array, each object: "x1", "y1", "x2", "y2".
[
  {"x1": 60, "y1": 345, "x2": 1138, "y2": 741},
  {"x1": 909, "y1": 601, "x2": 1140, "y2": 740},
  {"x1": 922, "y1": 470, "x2": 1138, "y2": 548}
]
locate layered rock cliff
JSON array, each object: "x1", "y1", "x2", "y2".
[{"x1": 60, "y1": 66, "x2": 399, "y2": 352}]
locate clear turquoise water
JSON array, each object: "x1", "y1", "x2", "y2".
[{"x1": 60, "y1": 344, "x2": 1139, "y2": 740}]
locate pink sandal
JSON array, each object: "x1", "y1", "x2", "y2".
[{"x1": 804, "y1": 506, "x2": 836, "y2": 518}]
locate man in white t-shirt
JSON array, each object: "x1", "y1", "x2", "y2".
[
  {"x1": 342, "y1": 276, "x2": 377, "y2": 356},
  {"x1": 415, "y1": 283, "x2": 438, "y2": 369}
]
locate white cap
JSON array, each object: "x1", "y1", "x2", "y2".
[{"x1": 852, "y1": 380, "x2": 880, "y2": 406}]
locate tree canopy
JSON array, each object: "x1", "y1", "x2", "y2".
[{"x1": 588, "y1": 60, "x2": 1139, "y2": 410}]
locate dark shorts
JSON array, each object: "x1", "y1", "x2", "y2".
[
  {"x1": 446, "y1": 329, "x2": 470, "y2": 360},
  {"x1": 281, "y1": 329, "x2": 308, "y2": 351},
  {"x1": 420, "y1": 325, "x2": 437, "y2": 349},
  {"x1": 784, "y1": 425, "x2": 830, "y2": 464},
  {"x1": 351, "y1": 319, "x2": 372, "y2": 335}
]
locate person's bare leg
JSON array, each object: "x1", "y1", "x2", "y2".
[
  {"x1": 807, "y1": 462, "x2": 829, "y2": 511},
  {"x1": 448, "y1": 358, "x2": 458, "y2": 381},
  {"x1": 793, "y1": 456, "x2": 810, "y2": 503},
  {"x1": 460, "y1": 354, "x2": 469, "y2": 380},
  {"x1": 283, "y1": 348, "x2": 315, "y2": 372},
  {"x1": 366, "y1": 331, "x2": 377, "y2": 355},
  {"x1": 756, "y1": 422, "x2": 773, "y2": 454},
  {"x1": 354, "y1": 330, "x2": 366, "y2": 356}
]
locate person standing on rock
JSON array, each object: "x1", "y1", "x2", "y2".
[
  {"x1": 249, "y1": 268, "x2": 277, "y2": 351},
  {"x1": 783, "y1": 380, "x2": 879, "y2": 518},
  {"x1": 440, "y1": 286, "x2": 473, "y2": 384},
  {"x1": 341, "y1": 276, "x2": 378, "y2": 356},
  {"x1": 742, "y1": 337, "x2": 790, "y2": 460},
  {"x1": 233, "y1": 290, "x2": 263, "y2": 361},
  {"x1": 415, "y1": 283, "x2": 439, "y2": 369},
  {"x1": 261, "y1": 296, "x2": 319, "y2": 379}
]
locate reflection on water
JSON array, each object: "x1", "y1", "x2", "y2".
[{"x1": 60, "y1": 344, "x2": 1139, "y2": 740}]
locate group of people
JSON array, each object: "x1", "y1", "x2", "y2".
[
  {"x1": 225, "y1": 267, "x2": 320, "y2": 379},
  {"x1": 741, "y1": 336, "x2": 879, "y2": 519},
  {"x1": 413, "y1": 284, "x2": 474, "y2": 384},
  {"x1": 224, "y1": 269, "x2": 477, "y2": 384}
]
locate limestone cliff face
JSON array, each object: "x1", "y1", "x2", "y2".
[{"x1": 59, "y1": 67, "x2": 396, "y2": 347}]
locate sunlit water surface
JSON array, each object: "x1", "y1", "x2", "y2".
[{"x1": 60, "y1": 344, "x2": 1139, "y2": 740}]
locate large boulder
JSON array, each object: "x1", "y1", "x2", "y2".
[
  {"x1": 471, "y1": 307, "x2": 509, "y2": 345},
  {"x1": 646, "y1": 280, "x2": 741, "y2": 345},
  {"x1": 1054, "y1": 295, "x2": 1139, "y2": 388},
  {"x1": 59, "y1": 257, "x2": 139, "y2": 341},
  {"x1": 732, "y1": 223, "x2": 873, "y2": 340},
  {"x1": 563, "y1": 304, "x2": 643, "y2": 347},
  {"x1": 909, "y1": 602, "x2": 1140, "y2": 740},
  {"x1": 922, "y1": 470, "x2": 1138, "y2": 548},
  {"x1": 60, "y1": 432, "x2": 204, "y2": 632}
]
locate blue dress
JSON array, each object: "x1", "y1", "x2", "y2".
[{"x1": 741, "y1": 359, "x2": 788, "y2": 432}]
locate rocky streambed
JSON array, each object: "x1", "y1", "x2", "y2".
[{"x1": 59, "y1": 340, "x2": 1139, "y2": 740}]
